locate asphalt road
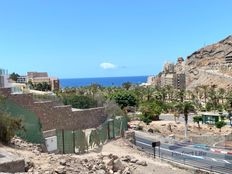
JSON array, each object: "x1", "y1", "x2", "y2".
[{"x1": 135, "y1": 134, "x2": 232, "y2": 174}]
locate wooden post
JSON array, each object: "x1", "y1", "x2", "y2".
[
  {"x1": 62, "y1": 129, "x2": 65, "y2": 154},
  {"x1": 73, "y1": 131, "x2": 75, "y2": 153}
]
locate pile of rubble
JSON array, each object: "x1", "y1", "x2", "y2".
[
  {"x1": 10, "y1": 136, "x2": 43, "y2": 156},
  {"x1": 6, "y1": 137, "x2": 148, "y2": 174},
  {"x1": 25, "y1": 154, "x2": 147, "y2": 174}
]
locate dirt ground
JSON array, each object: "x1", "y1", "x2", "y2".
[
  {"x1": 129, "y1": 118, "x2": 232, "y2": 140},
  {"x1": 85, "y1": 139, "x2": 192, "y2": 174},
  {"x1": 1, "y1": 138, "x2": 192, "y2": 174}
]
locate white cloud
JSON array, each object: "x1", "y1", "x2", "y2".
[{"x1": 100, "y1": 62, "x2": 117, "y2": 69}]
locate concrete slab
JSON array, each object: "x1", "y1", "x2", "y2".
[{"x1": 0, "y1": 149, "x2": 25, "y2": 173}]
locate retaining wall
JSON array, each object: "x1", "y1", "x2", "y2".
[{"x1": 0, "y1": 88, "x2": 107, "y2": 131}]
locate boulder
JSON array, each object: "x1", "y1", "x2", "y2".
[
  {"x1": 130, "y1": 158, "x2": 138, "y2": 163},
  {"x1": 59, "y1": 159, "x2": 67, "y2": 166},
  {"x1": 96, "y1": 169, "x2": 106, "y2": 174},
  {"x1": 136, "y1": 160, "x2": 147, "y2": 166},
  {"x1": 113, "y1": 159, "x2": 125, "y2": 172}
]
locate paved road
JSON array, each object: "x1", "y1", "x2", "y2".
[{"x1": 135, "y1": 133, "x2": 232, "y2": 174}]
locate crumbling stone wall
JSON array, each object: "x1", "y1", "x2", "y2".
[{"x1": 0, "y1": 88, "x2": 107, "y2": 131}]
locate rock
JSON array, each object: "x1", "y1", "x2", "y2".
[
  {"x1": 107, "y1": 158, "x2": 114, "y2": 167},
  {"x1": 130, "y1": 158, "x2": 138, "y2": 163},
  {"x1": 113, "y1": 159, "x2": 125, "y2": 172},
  {"x1": 121, "y1": 155, "x2": 131, "y2": 162},
  {"x1": 136, "y1": 160, "x2": 147, "y2": 166},
  {"x1": 122, "y1": 167, "x2": 132, "y2": 174},
  {"x1": 55, "y1": 166, "x2": 66, "y2": 174},
  {"x1": 25, "y1": 160, "x2": 35, "y2": 172},
  {"x1": 32, "y1": 149, "x2": 41, "y2": 156},
  {"x1": 96, "y1": 169, "x2": 106, "y2": 174},
  {"x1": 44, "y1": 171, "x2": 52, "y2": 174},
  {"x1": 60, "y1": 159, "x2": 67, "y2": 166},
  {"x1": 148, "y1": 128, "x2": 154, "y2": 133}
]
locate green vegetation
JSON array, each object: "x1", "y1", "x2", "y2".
[
  {"x1": 110, "y1": 91, "x2": 138, "y2": 109},
  {"x1": 9, "y1": 72, "x2": 20, "y2": 81},
  {"x1": 193, "y1": 115, "x2": 203, "y2": 128},
  {"x1": 0, "y1": 96, "x2": 23, "y2": 144},
  {"x1": 55, "y1": 83, "x2": 232, "y2": 132},
  {"x1": 63, "y1": 95, "x2": 97, "y2": 109},
  {"x1": 0, "y1": 113, "x2": 23, "y2": 144},
  {"x1": 174, "y1": 101, "x2": 195, "y2": 138},
  {"x1": 29, "y1": 81, "x2": 51, "y2": 91},
  {"x1": 140, "y1": 101, "x2": 162, "y2": 125},
  {"x1": 215, "y1": 121, "x2": 226, "y2": 132}
]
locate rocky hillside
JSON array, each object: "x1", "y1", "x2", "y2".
[
  {"x1": 184, "y1": 35, "x2": 232, "y2": 89},
  {"x1": 186, "y1": 35, "x2": 232, "y2": 67}
]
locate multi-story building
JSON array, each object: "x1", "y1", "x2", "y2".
[
  {"x1": 17, "y1": 76, "x2": 27, "y2": 83},
  {"x1": 27, "y1": 72, "x2": 60, "y2": 91},
  {"x1": 160, "y1": 73, "x2": 175, "y2": 87},
  {"x1": 149, "y1": 58, "x2": 186, "y2": 90},
  {"x1": 0, "y1": 68, "x2": 11, "y2": 88},
  {"x1": 174, "y1": 73, "x2": 186, "y2": 90}
]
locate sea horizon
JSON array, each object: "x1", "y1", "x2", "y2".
[{"x1": 60, "y1": 75, "x2": 148, "y2": 88}]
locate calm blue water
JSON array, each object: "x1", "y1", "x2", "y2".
[{"x1": 60, "y1": 76, "x2": 148, "y2": 88}]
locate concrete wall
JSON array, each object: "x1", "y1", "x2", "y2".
[
  {"x1": 191, "y1": 133, "x2": 232, "y2": 146},
  {"x1": 0, "y1": 88, "x2": 107, "y2": 131}
]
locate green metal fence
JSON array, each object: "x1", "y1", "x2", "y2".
[
  {"x1": 0, "y1": 99, "x2": 44, "y2": 144},
  {"x1": 56, "y1": 116, "x2": 128, "y2": 154}
]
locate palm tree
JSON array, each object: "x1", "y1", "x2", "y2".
[
  {"x1": 122, "y1": 82, "x2": 132, "y2": 90},
  {"x1": 165, "y1": 85, "x2": 174, "y2": 101},
  {"x1": 143, "y1": 86, "x2": 155, "y2": 101},
  {"x1": 218, "y1": 88, "x2": 226, "y2": 105},
  {"x1": 176, "y1": 89, "x2": 185, "y2": 102},
  {"x1": 208, "y1": 85, "x2": 218, "y2": 111},
  {"x1": 175, "y1": 101, "x2": 195, "y2": 139},
  {"x1": 200, "y1": 85, "x2": 209, "y2": 104},
  {"x1": 89, "y1": 83, "x2": 102, "y2": 99},
  {"x1": 159, "y1": 87, "x2": 167, "y2": 102}
]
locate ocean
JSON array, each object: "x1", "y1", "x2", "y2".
[{"x1": 60, "y1": 76, "x2": 148, "y2": 88}]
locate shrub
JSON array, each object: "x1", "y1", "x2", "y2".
[
  {"x1": 193, "y1": 116, "x2": 203, "y2": 128},
  {"x1": 215, "y1": 121, "x2": 226, "y2": 132},
  {"x1": 0, "y1": 113, "x2": 23, "y2": 144},
  {"x1": 140, "y1": 101, "x2": 162, "y2": 125},
  {"x1": 110, "y1": 91, "x2": 138, "y2": 109},
  {"x1": 63, "y1": 95, "x2": 97, "y2": 109}
]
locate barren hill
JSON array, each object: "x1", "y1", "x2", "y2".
[
  {"x1": 185, "y1": 35, "x2": 232, "y2": 90},
  {"x1": 149, "y1": 35, "x2": 232, "y2": 90},
  {"x1": 186, "y1": 35, "x2": 232, "y2": 67}
]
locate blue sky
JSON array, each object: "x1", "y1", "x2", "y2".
[{"x1": 0, "y1": 0, "x2": 232, "y2": 78}]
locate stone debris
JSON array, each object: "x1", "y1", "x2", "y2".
[
  {"x1": 21, "y1": 153, "x2": 146, "y2": 174},
  {"x1": 10, "y1": 136, "x2": 43, "y2": 153},
  {"x1": 2, "y1": 137, "x2": 148, "y2": 174}
]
